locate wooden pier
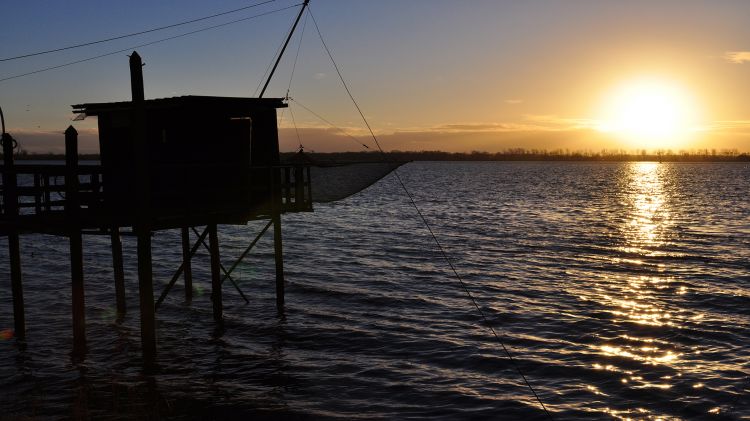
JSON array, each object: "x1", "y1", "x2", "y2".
[{"x1": 0, "y1": 52, "x2": 312, "y2": 365}]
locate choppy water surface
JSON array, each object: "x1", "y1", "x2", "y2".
[{"x1": 1, "y1": 161, "x2": 748, "y2": 419}]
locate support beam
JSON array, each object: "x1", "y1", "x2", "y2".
[
  {"x1": 70, "y1": 232, "x2": 85, "y2": 353},
  {"x1": 111, "y1": 228, "x2": 126, "y2": 315},
  {"x1": 191, "y1": 226, "x2": 249, "y2": 303},
  {"x1": 155, "y1": 226, "x2": 208, "y2": 310},
  {"x1": 181, "y1": 227, "x2": 193, "y2": 302},
  {"x1": 136, "y1": 232, "x2": 156, "y2": 363},
  {"x1": 7, "y1": 233, "x2": 24, "y2": 339},
  {"x1": 220, "y1": 220, "x2": 272, "y2": 284},
  {"x1": 273, "y1": 213, "x2": 284, "y2": 311},
  {"x1": 66, "y1": 126, "x2": 86, "y2": 354},
  {"x1": 208, "y1": 224, "x2": 223, "y2": 322},
  {"x1": 131, "y1": 51, "x2": 156, "y2": 366},
  {"x1": 2, "y1": 131, "x2": 25, "y2": 339}
]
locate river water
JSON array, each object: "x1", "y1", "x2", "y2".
[{"x1": 1, "y1": 161, "x2": 748, "y2": 419}]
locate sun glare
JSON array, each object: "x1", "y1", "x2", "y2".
[{"x1": 597, "y1": 78, "x2": 701, "y2": 148}]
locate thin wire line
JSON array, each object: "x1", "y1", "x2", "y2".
[
  {"x1": 0, "y1": 4, "x2": 301, "y2": 84},
  {"x1": 275, "y1": 9, "x2": 307, "y2": 129},
  {"x1": 0, "y1": 0, "x2": 277, "y2": 62},
  {"x1": 308, "y1": 7, "x2": 553, "y2": 419},
  {"x1": 288, "y1": 98, "x2": 370, "y2": 149},
  {"x1": 288, "y1": 104, "x2": 304, "y2": 150},
  {"x1": 286, "y1": 11, "x2": 308, "y2": 98}
]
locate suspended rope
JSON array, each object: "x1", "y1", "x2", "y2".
[
  {"x1": 308, "y1": 7, "x2": 553, "y2": 419},
  {"x1": 0, "y1": 0, "x2": 277, "y2": 62},
  {"x1": 0, "y1": 4, "x2": 301, "y2": 84},
  {"x1": 287, "y1": 105, "x2": 304, "y2": 151},
  {"x1": 288, "y1": 98, "x2": 370, "y2": 149},
  {"x1": 286, "y1": 11, "x2": 308, "y2": 99},
  {"x1": 278, "y1": 9, "x2": 309, "y2": 151}
]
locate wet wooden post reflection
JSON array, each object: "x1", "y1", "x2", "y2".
[
  {"x1": 111, "y1": 228, "x2": 126, "y2": 315},
  {"x1": 181, "y1": 227, "x2": 193, "y2": 302},
  {"x1": 208, "y1": 223, "x2": 223, "y2": 321}
]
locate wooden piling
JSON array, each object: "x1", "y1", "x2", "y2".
[
  {"x1": 2, "y1": 132, "x2": 25, "y2": 339},
  {"x1": 65, "y1": 126, "x2": 86, "y2": 353},
  {"x1": 273, "y1": 213, "x2": 284, "y2": 310},
  {"x1": 131, "y1": 51, "x2": 156, "y2": 364},
  {"x1": 136, "y1": 234, "x2": 156, "y2": 363},
  {"x1": 208, "y1": 224, "x2": 223, "y2": 321},
  {"x1": 111, "y1": 228, "x2": 126, "y2": 315},
  {"x1": 181, "y1": 227, "x2": 193, "y2": 302}
]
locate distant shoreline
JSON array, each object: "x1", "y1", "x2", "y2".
[{"x1": 6, "y1": 150, "x2": 750, "y2": 163}]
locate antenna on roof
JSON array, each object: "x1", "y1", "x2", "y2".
[{"x1": 259, "y1": 0, "x2": 310, "y2": 98}]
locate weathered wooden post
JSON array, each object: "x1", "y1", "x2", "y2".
[
  {"x1": 181, "y1": 227, "x2": 193, "y2": 301},
  {"x1": 208, "y1": 224, "x2": 223, "y2": 321},
  {"x1": 1, "y1": 131, "x2": 25, "y2": 339},
  {"x1": 111, "y1": 228, "x2": 126, "y2": 315},
  {"x1": 130, "y1": 51, "x2": 157, "y2": 364},
  {"x1": 272, "y1": 169, "x2": 285, "y2": 311},
  {"x1": 65, "y1": 125, "x2": 86, "y2": 353}
]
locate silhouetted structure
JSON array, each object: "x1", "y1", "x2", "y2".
[{"x1": 0, "y1": 52, "x2": 312, "y2": 365}]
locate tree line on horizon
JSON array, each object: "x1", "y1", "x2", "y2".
[
  {"x1": 282, "y1": 148, "x2": 750, "y2": 163},
  {"x1": 5, "y1": 148, "x2": 749, "y2": 162}
]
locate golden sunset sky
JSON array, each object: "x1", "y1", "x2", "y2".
[{"x1": 1, "y1": 0, "x2": 750, "y2": 153}]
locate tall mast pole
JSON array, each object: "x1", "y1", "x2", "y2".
[{"x1": 259, "y1": 0, "x2": 310, "y2": 98}]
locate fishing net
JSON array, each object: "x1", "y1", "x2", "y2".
[{"x1": 285, "y1": 151, "x2": 403, "y2": 203}]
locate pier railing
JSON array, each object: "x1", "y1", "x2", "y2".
[{"x1": 0, "y1": 163, "x2": 312, "y2": 231}]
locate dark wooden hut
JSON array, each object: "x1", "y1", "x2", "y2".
[{"x1": 72, "y1": 95, "x2": 306, "y2": 227}]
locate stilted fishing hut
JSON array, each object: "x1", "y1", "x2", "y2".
[{"x1": 0, "y1": 52, "x2": 312, "y2": 363}]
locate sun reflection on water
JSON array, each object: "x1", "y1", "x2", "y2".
[
  {"x1": 622, "y1": 162, "x2": 670, "y2": 252},
  {"x1": 585, "y1": 162, "x2": 704, "y2": 417}
]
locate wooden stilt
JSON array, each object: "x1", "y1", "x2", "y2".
[
  {"x1": 111, "y1": 228, "x2": 126, "y2": 315},
  {"x1": 208, "y1": 224, "x2": 223, "y2": 321},
  {"x1": 155, "y1": 227, "x2": 208, "y2": 310},
  {"x1": 65, "y1": 126, "x2": 86, "y2": 354},
  {"x1": 272, "y1": 213, "x2": 284, "y2": 311},
  {"x1": 181, "y1": 227, "x2": 193, "y2": 302},
  {"x1": 136, "y1": 232, "x2": 156, "y2": 363},
  {"x1": 2, "y1": 131, "x2": 25, "y2": 339},
  {"x1": 8, "y1": 233, "x2": 24, "y2": 339},
  {"x1": 131, "y1": 51, "x2": 156, "y2": 366},
  {"x1": 69, "y1": 231, "x2": 85, "y2": 353}
]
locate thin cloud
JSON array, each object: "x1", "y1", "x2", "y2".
[
  {"x1": 705, "y1": 120, "x2": 750, "y2": 131},
  {"x1": 524, "y1": 114, "x2": 599, "y2": 130},
  {"x1": 724, "y1": 51, "x2": 750, "y2": 64},
  {"x1": 504, "y1": 99, "x2": 523, "y2": 104},
  {"x1": 428, "y1": 123, "x2": 534, "y2": 132}
]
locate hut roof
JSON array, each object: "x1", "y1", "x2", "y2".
[{"x1": 72, "y1": 95, "x2": 287, "y2": 117}]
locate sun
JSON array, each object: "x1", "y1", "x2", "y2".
[{"x1": 596, "y1": 77, "x2": 701, "y2": 148}]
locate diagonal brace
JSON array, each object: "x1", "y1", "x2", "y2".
[
  {"x1": 220, "y1": 219, "x2": 272, "y2": 284},
  {"x1": 191, "y1": 226, "x2": 250, "y2": 304},
  {"x1": 155, "y1": 226, "x2": 208, "y2": 310}
]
